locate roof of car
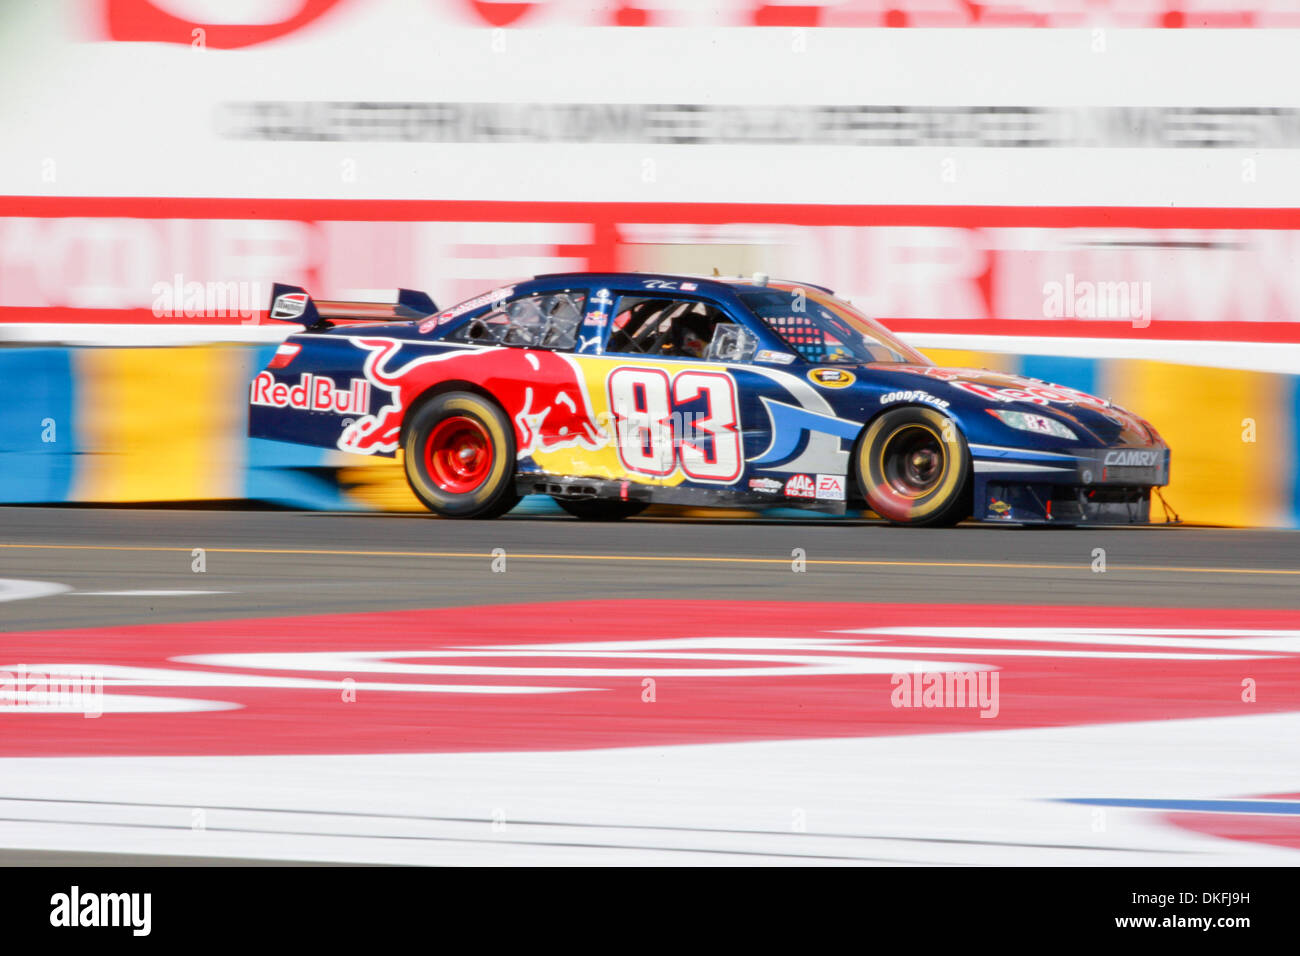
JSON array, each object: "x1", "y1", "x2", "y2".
[{"x1": 530, "y1": 272, "x2": 835, "y2": 296}]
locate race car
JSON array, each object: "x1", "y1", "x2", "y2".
[{"x1": 249, "y1": 272, "x2": 1171, "y2": 525}]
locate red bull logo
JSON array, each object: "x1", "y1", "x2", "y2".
[
  {"x1": 952, "y1": 380, "x2": 1106, "y2": 408},
  {"x1": 250, "y1": 371, "x2": 370, "y2": 414},
  {"x1": 338, "y1": 338, "x2": 607, "y2": 457}
]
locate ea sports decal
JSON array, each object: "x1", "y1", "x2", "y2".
[{"x1": 815, "y1": 473, "x2": 846, "y2": 501}]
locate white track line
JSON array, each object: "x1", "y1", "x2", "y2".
[
  {"x1": 70, "y1": 590, "x2": 229, "y2": 597},
  {"x1": 0, "y1": 713, "x2": 1295, "y2": 865}
]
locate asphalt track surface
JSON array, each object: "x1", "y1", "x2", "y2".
[
  {"x1": 1, "y1": 506, "x2": 1298, "y2": 866},
  {"x1": 1, "y1": 508, "x2": 1298, "y2": 630}
]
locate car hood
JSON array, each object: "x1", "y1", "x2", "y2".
[{"x1": 867, "y1": 364, "x2": 1160, "y2": 446}]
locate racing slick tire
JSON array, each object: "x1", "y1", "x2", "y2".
[
  {"x1": 553, "y1": 498, "x2": 649, "y2": 521},
  {"x1": 856, "y1": 406, "x2": 972, "y2": 527},
  {"x1": 403, "y1": 391, "x2": 521, "y2": 519}
]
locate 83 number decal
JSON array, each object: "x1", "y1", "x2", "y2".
[{"x1": 607, "y1": 368, "x2": 743, "y2": 482}]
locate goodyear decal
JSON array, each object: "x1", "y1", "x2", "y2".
[{"x1": 879, "y1": 388, "x2": 950, "y2": 410}]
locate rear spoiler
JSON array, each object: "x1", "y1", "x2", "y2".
[{"x1": 268, "y1": 283, "x2": 437, "y2": 330}]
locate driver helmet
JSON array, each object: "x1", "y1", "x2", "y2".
[{"x1": 677, "y1": 313, "x2": 713, "y2": 358}]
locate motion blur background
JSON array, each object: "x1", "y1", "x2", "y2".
[{"x1": 2, "y1": 0, "x2": 1298, "y2": 525}]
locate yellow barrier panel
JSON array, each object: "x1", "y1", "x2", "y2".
[
  {"x1": 1102, "y1": 360, "x2": 1282, "y2": 527},
  {"x1": 921, "y1": 348, "x2": 1015, "y2": 374},
  {"x1": 72, "y1": 347, "x2": 245, "y2": 502}
]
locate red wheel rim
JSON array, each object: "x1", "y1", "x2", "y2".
[{"x1": 424, "y1": 416, "x2": 494, "y2": 494}]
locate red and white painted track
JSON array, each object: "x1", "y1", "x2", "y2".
[{"x1": 1, "y1": 510, "x2": 1297, "y2": 865}]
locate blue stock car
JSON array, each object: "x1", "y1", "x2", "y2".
[{"x1": 249, "y1": 271, "x2": 1171, "y2": 525}]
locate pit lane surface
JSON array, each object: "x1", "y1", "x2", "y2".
[{"x1": 1, "y1": 507, "x2": 1298, "y2": 866}]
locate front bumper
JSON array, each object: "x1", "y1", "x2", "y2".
[{"x1": 972, "y1": 443, "x2": 1170, "y2": 525}]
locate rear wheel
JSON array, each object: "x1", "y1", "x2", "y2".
[
  {"x1": 403, "y1": 391, "x2": 520, "y2": 518},
  {"x1": 553, "y1": 498, "x2": 648, "y2": 521},
  {"x1": 856, "y1": 406, "x2": 971, "y2": 527}
]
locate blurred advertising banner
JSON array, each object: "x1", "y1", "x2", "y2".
[
  {"x1": 94, "y1": 0, "x2": 1300, "y2": 38},
  {"x1": 1, "y1": 3, "x2": 1297, "y2": 367},
  {"x1": 3, "y1": 199, "x2": 1300, "y2": 348}
]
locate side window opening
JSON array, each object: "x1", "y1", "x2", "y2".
[
  {"x1": 606, "y1": 296, "x2": 745, "y2": 360},
  {"x1": 450, "y1": 290, "x2": 586, "y2": 350}
]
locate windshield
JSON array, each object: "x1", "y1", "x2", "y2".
[{"x1": 739, "y1": 288, "x2": 930, "y2": 366}]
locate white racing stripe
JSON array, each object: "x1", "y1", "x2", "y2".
[
  {"x1": 0, "y1": 580, "x2": 71, "y2": 603},
  {"x1": 844, "y1": 626, "x2": 1300, "y2": 655},
  {"x1": 973, "y1": 461, "x2": 1074, "y2": 473}
]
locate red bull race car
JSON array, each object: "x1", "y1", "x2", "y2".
[{"x1": 249, "y1": 272, "x2": 1171, "y2": 525}]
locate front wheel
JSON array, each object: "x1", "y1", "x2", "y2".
[
  {"x1": 403, "y1": 391, "x2": 520, "y2": 518},
  {"x1": 553, "y1": 498, "x2": 648, "y2": 521},
  {"x1": 855, "y1": 406, "x2": 972, "y2": 527}
]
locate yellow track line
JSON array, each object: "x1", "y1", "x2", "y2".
[{"x1": 0, "y1": 542, "x2": 1296, "y2": 575}]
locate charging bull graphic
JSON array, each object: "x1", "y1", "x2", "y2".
[{"x1": 338, "y1": 338, "x2": 608, "y2": 458}]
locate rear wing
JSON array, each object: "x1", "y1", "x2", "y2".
[{"x1": 268, "y1": 283, "x2": 437, "y2": 330}]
